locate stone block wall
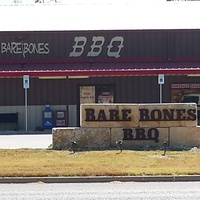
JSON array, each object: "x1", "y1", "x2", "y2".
[
  {"x1": 53, "y1": 127, "x2": 110, "y2": 150},
  {"x1": 53, "y1": 103, "x2": 200, "y2": 150}
]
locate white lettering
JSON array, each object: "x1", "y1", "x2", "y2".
[
  {"x1": 44, "y1": 43, "x2": 49, "y2": 54},
  {"x1": 16, "y1": 43, "x2": 23, "y2": 54},
  {"x1": 69, "y1": 36, "x2": 124, "y2": 58},
  {"x1": 29, "y1": 43, "x2": 35, "y2": 54},
  {"x1": 107, "y1": 36, "x2": 124, "y2": 58},
  {"x1": 87, "y1": 36, "x2": 105, "y2": 57},
  {"x1": 23, "y1": 43, "x2": 29, "y2": 57},
  {"x1": 69, "y1": 37, "x2": 87, "y2": 57},
  {"x1": 0, "y1": 42, "x2": 50, "y2": 58},
  {"x1": 1, "y1": 43, "x2": 7, "y2": 53}
]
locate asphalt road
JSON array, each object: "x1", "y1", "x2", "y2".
[{"x1": 0, "y1": 182, "x2": 200, "y2": 200}]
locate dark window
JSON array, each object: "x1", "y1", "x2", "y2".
[{"x1": 180, "y1": 96, "x2": 199, "y2": 104}]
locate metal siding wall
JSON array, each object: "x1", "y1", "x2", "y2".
[
  {"x1": 28, "y1": 78, "x2": 68, "y2": 105},
  {"x1": 30, "y1": 78, "x2": 40, "y2": 105},
  {"x1": 27, "y1": 105, "x2": 43, "y2": 130},
  {"x1": 122, "y1": 31, "x2": 167, "y2": 60},
  {"x1": 0, "y1": 78, "x2": 6, "y2": 105},
  {"x1": 169, "y1": 30, "x2": 200, "y2": 59},
  {"x1": 67, "y1": 79, "x2": 78, "y2": 105},
  {"x1": 87, "y1": 76, "x2": 160, "y2": 104},
  {"x1": 0, "y1": 77, "x2": 69, "y2": 106},
  {"x1": 68, "y1": 105, "x2": 77, "y2": 127},
  {"x1": 52, "y1": 79, "x2": 59, "y2": 105},
  {"x1": 36, "y1": 79, "x2": 47, "y2": 104},
  {"x1": 0, "y1": 78, "x2": 24, "y2": 106},
  {"x1": 1, "y1": 75, "x2": 200, "y2": 107},
  {"x1": 91, "y1": 76, "x2": 162, "y2": 103}
]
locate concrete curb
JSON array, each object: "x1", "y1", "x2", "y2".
[
  {"x1": 0, "y1": 131, "x2": 51, "y2": 135},
  {"x1": 0, "y1": 175, "x2": 200, "y2": 184}
]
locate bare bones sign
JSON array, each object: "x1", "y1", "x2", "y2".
[
  {"x1": 0, "y1": 30, "x2": 165, "y2": 62},
  {"x1": 81, "y1": 103, "x2": 197, "y2": 142},
  {"x1": 0, "y1": 35, "x2": 124, "y2": 60}
]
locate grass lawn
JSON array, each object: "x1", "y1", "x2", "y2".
[{"x1": 0, "y1": 149, "x2": 199, "y2": 177}]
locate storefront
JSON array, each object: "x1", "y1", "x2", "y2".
[{"x1": 0, "y1": 29, "x2": 200, "y2": 130}]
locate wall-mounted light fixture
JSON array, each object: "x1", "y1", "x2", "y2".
[
  {"x1": 68, "y1": 76, "x2": 89, "y2": 79},
  {"x1": 187, "y1": 74, "x2": 200, "y2": 77}
]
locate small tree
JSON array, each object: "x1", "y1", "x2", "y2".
[
  {"x1": 13, "y1": 0, "x2": 22, "y2": 3},
  {"x1": 35, "y1": 0, "x2": 44, "y2": 2},
  {"x1": 35, "y1": 0, "x2": 61, "y2": 3}
]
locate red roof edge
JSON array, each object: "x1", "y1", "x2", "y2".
[{"x1": 0, "y1": 68, "x2": 199, "y2": 77}]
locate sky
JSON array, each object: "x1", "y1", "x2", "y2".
[
  {"x1": 1, "y1": 0, "x2": 200, "y2": 7},
  {"x1": 0, "y1": 0, "x2": 200, "y2": 31},
  {"x1": 0, "y1": 0, "x2": 188, "y2": 5},
  {"x1": 0, "y1": 0, "x2": 139, "y2": 5},
  {"x1": 0, "y1": 0, "x2": 58, "y2": 4}
]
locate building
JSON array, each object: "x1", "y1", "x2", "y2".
[{"x1": 0, "y1": 1, "x2": 200, "y2": 130}]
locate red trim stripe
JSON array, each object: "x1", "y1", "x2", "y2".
[{"x1": 0, "y1": 68, "x2": 199, "y2": 77}]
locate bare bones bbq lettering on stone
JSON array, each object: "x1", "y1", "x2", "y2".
[
  {"x1": 139, "y1": 108, "x2": 196, "y2": 121},
  {"x1": 123, "y1": 128, "x2": 159, "y2": 143},
  {"x1": 85, "y1": 108, "x2": 196, "y2": 121},
  {"x1": 81, "y1": 104, "x2": 197, "y2": 144},
  {"x1": 85, "y1": 108, "x2": 131, "y2": 121}
]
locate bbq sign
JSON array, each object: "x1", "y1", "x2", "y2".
[
  {"x1": 69, "y1": 36, "x2": 124, "y2": 58},
  {"x1": 0, "y1": 36, "x2": 123, "y2": 59},
  {"x1": 81, "y1": 103, "x2": 197, "y2": 142},
  {"x1": 0, "y1": 30, "x2": 166, "y2": 62},
  {"x1": 0, "y1": 34, "x2": 125, "y2": 61}
]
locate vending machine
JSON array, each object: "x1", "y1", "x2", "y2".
[
  {"x1": 54, "y1": 110, "x2": 67, "y2": 127},
  {"x1": 42, "y1": 105, "x2": 53, "y2": 129}
]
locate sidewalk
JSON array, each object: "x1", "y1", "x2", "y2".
[
  {"x1": 1, "y1": 175, "x2": 200, "y2": 184},
  {"x1": 0, "y1": 131, "x2": 52, "y2": 149},
  {"x1": 0, "y1": 130, "x2": 51, "y2": 135}
]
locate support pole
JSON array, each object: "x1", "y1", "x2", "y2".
[
  {"x1": 25, "y1": 88, "x2": 28, "y2": 131},
  {"x1": 160, "y1": 84, "x2": 162, "y2": 103}
]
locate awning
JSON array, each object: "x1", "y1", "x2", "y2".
[{"x1": 0, "y1": 61, "x2": 200, "y2": 77}]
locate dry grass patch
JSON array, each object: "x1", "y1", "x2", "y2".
[{"x1": 0, "y1": 149, "x2": 199, "y2": 177}]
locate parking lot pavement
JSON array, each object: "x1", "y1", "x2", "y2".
[{"x1": 0, "y1": 132, "x2": 52, "y2": 149}]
